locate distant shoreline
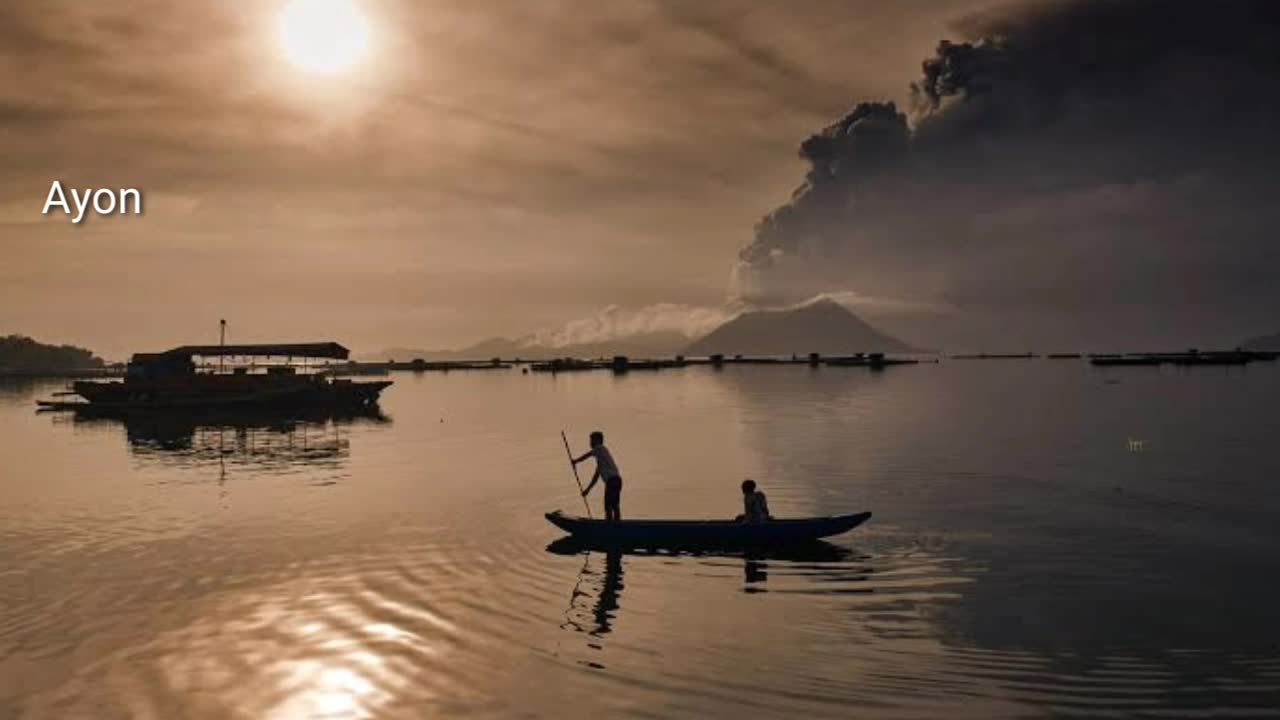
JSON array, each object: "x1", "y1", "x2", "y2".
[{"x1": 0, "y1": 367, "x2": 124, "y2": 379}]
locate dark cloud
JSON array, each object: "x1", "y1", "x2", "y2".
[{"x1": 737, "y1": 0, "x2": 1280, "y2": 348}]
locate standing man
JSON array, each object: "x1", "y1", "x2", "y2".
[{"x1": 574, "y1": 431, "x2": 623, "y2": 521}]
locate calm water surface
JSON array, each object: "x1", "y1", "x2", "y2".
[{"x1": 2, "y1": 361, "x2": 1278, "y2": 718}]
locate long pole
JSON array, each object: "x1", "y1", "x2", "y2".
[
  {"x1": 219, "y1": 319, "x2": 226, "y2": 374},
  {"x1": 561, "y1": 430, "x2": 593, "y2": 518}
]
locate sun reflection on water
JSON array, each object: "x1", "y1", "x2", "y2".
[
  {"x1": 267, "y1": 659, "x2": 384, "y2": 720},
  {"x1": 154, "y1": 583, "x2": 444, "y2": 720}
]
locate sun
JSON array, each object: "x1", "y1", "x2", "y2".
[{"x1": 278, "y1": 0, "x2": 371, "y2": 76}]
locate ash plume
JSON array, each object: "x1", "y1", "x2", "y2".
[{"x1": 735, "y1": 0, "x2": 1280, "y2": 348}]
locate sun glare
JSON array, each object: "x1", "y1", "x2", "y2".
[{"x1": 278, "y1": 0, "x2": 371, "y2": 76}]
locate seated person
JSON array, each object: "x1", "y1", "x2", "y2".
[{"x1": 737, "y1": 478, "x2": 772, "y2": 523}]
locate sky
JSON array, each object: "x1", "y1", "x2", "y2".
[{"x1": 2, "y1": 0, "x2": 1277, "y2": 359}]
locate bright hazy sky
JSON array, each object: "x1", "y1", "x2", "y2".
[
  {"x1": 6, "y1": 1, "x2": 1279, "y2": 359},
  {"x1": 0, "y1": 0, "x2": 990, "y2": 358}
]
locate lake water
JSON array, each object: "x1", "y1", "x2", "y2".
[{"x1": 2, "y1": 361, "x2": 1278, "y2": 718}]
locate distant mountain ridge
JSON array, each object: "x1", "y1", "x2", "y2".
[
  {"x1": 364, "y1": 330, "x2": 689, "y2": 361},
  {"x1": 368, "y1": 299, "x2": 918, "y2": 360},
  {"x1": 1241, "y1": 332, "x2": 1280, "y2": 350},
  {"x1": 683, "y1": 299, "x2": 916, "y2": 356}
]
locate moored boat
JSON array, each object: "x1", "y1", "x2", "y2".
[
  {"x1": 1168, "y1": 354, "x2": 1251, "y2": 366},
  {"x1": 46, "y1": 342, "x2": 391, "y2": 411},
  {"x1": 824, "y1": 352, "x2": 918, "y2": 367},
  {"x1": 1090, "y1": 356, "x2": 1163, "y2": 366},
  {"x1": 544, "y1": 509, "x2": 871, "y2": 546}
]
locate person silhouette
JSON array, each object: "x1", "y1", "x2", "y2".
[
  {"x1": 737, "y1": 479, "x2": 772, "y2": 523},
  {"x1": 573, "y1": 431, "x2": 623, "y2": 521}
]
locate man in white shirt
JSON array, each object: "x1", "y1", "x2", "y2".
[{"x1": 573, "y1": 431, "x2": 623, "y2": 521}]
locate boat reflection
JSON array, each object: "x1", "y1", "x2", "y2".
[
  {"x1": 557, "y1": 548, "x2": 626, "y2": 638},
  {"x1": 547, "y1": 537, "x2": 861, "y2": 645},
  {"x1": 42, "y1": 404, "x2": 389, "y2": 471},
  {"x1": 545, "y1": 536, "x2": 856, "y2": 564}
]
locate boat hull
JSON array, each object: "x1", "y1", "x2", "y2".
[
  {"x1": 544, "y1": 510, "x2": 871, "y2": 546},
  {"x1": 70, "y1": 377, "x2": 391, "y2": 410}
]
